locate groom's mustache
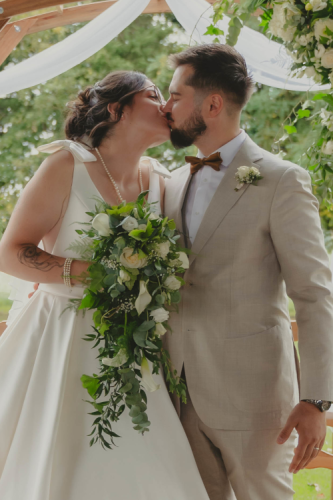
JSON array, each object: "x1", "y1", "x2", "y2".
[{"x1": 165, "y1": 112, "x2": 174, "y2": 123}]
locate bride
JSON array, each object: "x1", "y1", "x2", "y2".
[{"x1": 0, "y1": 70, "x2": 209, "y2": 500}]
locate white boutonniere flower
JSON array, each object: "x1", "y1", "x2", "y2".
[{"x1": 235, "y1": 166, "x2": 263, "y2": 192}]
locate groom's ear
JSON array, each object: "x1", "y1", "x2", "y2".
[{"x1": 206, "y1": 93, "x2": 224, "y2": 117}]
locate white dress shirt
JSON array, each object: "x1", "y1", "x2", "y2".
[{"x1": 185, "y1": 130, "x2": 247, "y2": 244}]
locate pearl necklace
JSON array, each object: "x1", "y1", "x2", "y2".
[{"x1": 95, "y1": 147, "x2": 143, "y2": 204}]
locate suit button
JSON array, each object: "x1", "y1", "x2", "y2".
[{"x1": 189, "y1": 282, "x2": 194, "y2": 286}]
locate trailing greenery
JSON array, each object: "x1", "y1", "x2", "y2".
[{"x1": 72, "y1": 191, "x2": 188, "y2": 449}]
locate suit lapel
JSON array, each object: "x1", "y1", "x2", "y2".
[{"x1": 189, "y1": 136, "x2": 263, "y2": 265}]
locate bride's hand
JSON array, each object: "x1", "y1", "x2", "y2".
[{"x1": 28, "y1": 283, "x2": 39, "y2": 298}]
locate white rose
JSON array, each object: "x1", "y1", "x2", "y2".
[
  {"x1": 249, "y1": 166, "x2": 261, "y2": 176},
  {"x1": 322, "y1": 140, "x2": 333, "y2": 155},
  {"x1": 321, "y1": 48, "x2": 333, "y2": 68},
  {"x1": 314, "y1": 18, "x2": 333, "y2": 41},
  {"x1": 269, "y1": 4, "x2": 297, "y2": 42},
  {"x1": 150, "y1": 307, "x2": 170, "y2": 323},
  {"x1": 120, "y1": 247, "x2": 148, "y2": 269},
  {"x1": 310, "y1": 0, "x2": 327, "y2": 11},
  {"x1": 155, "y1": 323, "x2": 167, "y2": 337},
  {"x1": 138, "y1": 224, "x2": 147, "y2": 230},
  {"x1": 148, "y1": 212, "x2": 159, "y2": 220},
  {"x1": 169, "y1": 251, "x2": 190, "y2": 270},
  {"x1": 119, "y1": 270, "x2": 131, "y2": 282},
  {"x1": 164, "y1": 275, "x2": 181, "y2": 291},
  {"x1": 315, "y1": 44, "x2": 326, "y2": 59},
  {"x1": 305, "y1": 66, "x2": 316, "y2": 78},
  {"x1": 155, "y1": 241, "x2": 170, "y2": 259},
  {"x1": 92, "y1": 213, "x2": 113, "y2": 237},
  {"x1": 237, "y1": 166, "x2": 250, "y2": 180},
  {"x1": 297, "y1": 33, "x2": 314, "y2": 46},
  {"x1": 122, "y1": 216, "x2": 138, "y2": 232}
]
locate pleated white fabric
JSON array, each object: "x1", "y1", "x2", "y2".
[{"x1": 0, "y1": 141, "x2": 209, "y2": 500}]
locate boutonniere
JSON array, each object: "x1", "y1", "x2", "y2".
[{"x1": 235, "y1": 166, "x2": 263, "y2": 192}]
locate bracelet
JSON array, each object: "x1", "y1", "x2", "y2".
[{"x1": 63, "y1": 258, "x2": 73, "y2": 288}]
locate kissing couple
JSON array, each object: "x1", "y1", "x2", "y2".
[{"x1": 0, "y1": 43, "x2": 332, "y2": 500}]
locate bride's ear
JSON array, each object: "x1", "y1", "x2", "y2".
[{"x1": 107, "y1": 102, "x2": 125, "y2": 122}]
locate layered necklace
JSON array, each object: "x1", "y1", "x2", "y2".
[{"x1": 95, "y1": 147, "x2": 144, "y2": 204}]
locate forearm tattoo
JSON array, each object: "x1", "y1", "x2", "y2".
[{"x1": 17, "y1": 244, "x2": 62, "y2": 272}]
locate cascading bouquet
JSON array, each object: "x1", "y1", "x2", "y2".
[{"x1": 70, "y1": 191, "x2": 188, "y2": 449}]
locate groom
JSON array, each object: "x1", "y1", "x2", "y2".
[{"x1": 162, "y1": 44, "x2": 333, "y2": 500}]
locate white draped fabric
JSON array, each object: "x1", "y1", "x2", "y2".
[{"x1": 0, "y1": 0, "x2": 330, "y2": 96}]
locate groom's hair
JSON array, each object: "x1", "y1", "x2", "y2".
[{"x1": 168, "y1": 44, "x2": 254, "y2": 109}]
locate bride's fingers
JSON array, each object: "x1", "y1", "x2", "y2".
[{"x1": 28, "y1": 283, "x2": 40, "y2": 298}]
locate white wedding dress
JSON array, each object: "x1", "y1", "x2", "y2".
[{"x1": 0, "y1": 141, "x2": 209, "y2": 500}]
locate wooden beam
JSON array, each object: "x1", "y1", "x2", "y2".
[
  {"x1": 0, "y1": 0, "x2": 67, "y2": 20},
  {"x1": 0, "y1": 18, "x2": 9, "y2": 33},
  {"x1": 0, "y1": 17, "x2": 37, "y2": 66},
  {"x1": 3, "y1": 0, "x2": 216, "y2": 36},
  {"x1": 0, "y1": 0, "x2": 216, "y2": 23}
]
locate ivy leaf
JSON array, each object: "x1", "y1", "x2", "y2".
[
  {"x1": 297, "y1": 109, "x2": 310, "y2": 118},
  {"x1": 284, "y1": 125, "x2": 297, "y2": 134},
  {"x1": 81, "y1": 375, "x2": 100, "y2": 400},
  {"x1": 204, "y1": 24, "x2": 225, "y2": 36}
]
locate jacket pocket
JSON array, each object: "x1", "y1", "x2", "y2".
[{"x1": 223, "y1": 325, "x2": 294, "y2": 413}]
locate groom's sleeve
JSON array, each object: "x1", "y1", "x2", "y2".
[{"x1": 270, "y1": 164, "x2": 333, "y2": 401}]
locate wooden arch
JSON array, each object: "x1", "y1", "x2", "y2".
[{"x1": 0, "y1": 0, "x2": 215, "y2": 67}]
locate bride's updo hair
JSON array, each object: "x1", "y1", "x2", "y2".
[{"x1": 65, "y1": 70, "x2": 148, "y2": 148}]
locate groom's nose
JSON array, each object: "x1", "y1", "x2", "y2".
[{"x1": 161, "y1": 98, "x2": 172, "y2": 115}]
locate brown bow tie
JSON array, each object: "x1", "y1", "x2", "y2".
[{"x1": 185, "y1": 152, "x2": 222, "y2": 175}]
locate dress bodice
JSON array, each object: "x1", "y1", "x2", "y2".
[
  {"x1": 37, "y1": 139, "x2": 171, "y2": 259},
  {"x1": 6, "y1": 140, "x2": 171, "y2": 326}
]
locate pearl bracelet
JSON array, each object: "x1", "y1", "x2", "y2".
[{"x1": 63, "y1": 258, "x2": 73, "y2": 288}]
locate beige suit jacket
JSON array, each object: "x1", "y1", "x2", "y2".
[{"x1": 163, "y1": 135, "x2": 333, "y2": 431}]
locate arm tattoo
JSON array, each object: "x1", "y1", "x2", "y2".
[{"x1": 17, "y1": 244, "x2": 63, "y2": 272}]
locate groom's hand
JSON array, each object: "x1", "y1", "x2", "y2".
[{"x1": 277, "y1": 401, "x2": 326, "y2": 473}]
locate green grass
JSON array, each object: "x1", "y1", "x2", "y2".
[
  {"x1": 294, "y1": 427, "x2": 332, "y2": 499},
  {"x1": 0, "y1": 295, "x2": 12, "y2": 322}
]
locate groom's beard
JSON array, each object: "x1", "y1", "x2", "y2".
[{"x1": 168, "y1": 109, "x2": 207, "y2": 149}]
